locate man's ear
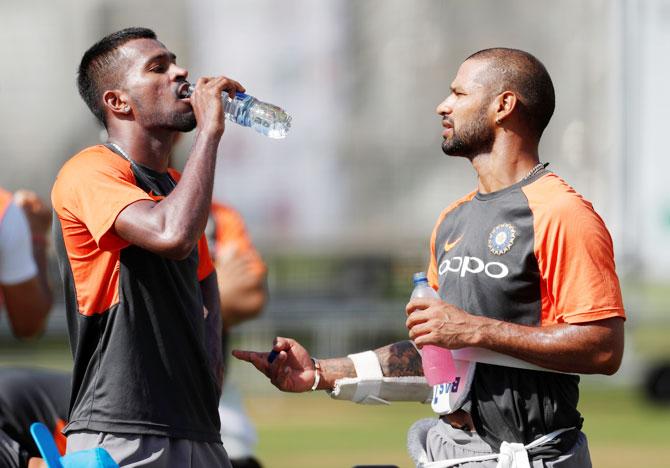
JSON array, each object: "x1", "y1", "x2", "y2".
[
  {"x1": 494, "y1": 91, "x2": 517, "y2": 125},
  {"x1": 102, "y1": 90, "x2": 131, "y2": 116}
]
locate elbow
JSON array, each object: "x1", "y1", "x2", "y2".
[
  {"x1": 592, "y1": 345, "x2": 624, "y2": 376},
  {"x1": 160, "y1": 230, "x2": 199, "y2": 260},
  {"x1": 585, "y1": 317, "x2": 625, "y2": 375},
  {"x1": 601, "y1": 350, "x2": 623, "y2": 376}
]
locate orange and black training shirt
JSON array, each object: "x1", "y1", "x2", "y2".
[
  {"x1": 51, "y1": 145, "x2": 220, "y2": 442},
  {"x1": 427, "y1": 169, "x2": 625, "y2": 457}
]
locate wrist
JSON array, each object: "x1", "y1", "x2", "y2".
[
  {"x1": 197, "y1": 126, "x2": 224, "y2": 141},
  {"x1": 470, "y1": 314, "x2": 496, "y2": 347}
]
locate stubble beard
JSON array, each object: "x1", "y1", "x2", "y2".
[
  {"x1": 135, "y1": 100, "x2": 197, "y2": 133},
  {"x1": 167, "y1": 112, "x2": 197, "y2": 132},
  {"x1": 441, "y1": 106, "x2": 494, "y2": 159}
]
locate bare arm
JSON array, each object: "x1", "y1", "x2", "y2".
[
  {"x1": 2, "y1": 278, "x2": 51, "y2": 339},
  {"x1": 215, "y1": 246, "x2": 267, "y2": 330},
  {"x1": 232, "y1": 338, "x2": 424, "y2": 393},
  {"x1": 406, "y1": 297, "x2": 624, "y2": 375},
  {"x1": 3, "y1": 191, "x2": 52, "y2": 339},
  {"x1": 200, "y1": 271, "x2": 224, "y2": 393},
  {"x1": 114, "y1": 77, "x2": 245, "y2": 259}
]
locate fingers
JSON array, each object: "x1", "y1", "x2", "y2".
[
  {"x1": 13, "y1": 189, "x2": 36, "y2": 207},
  {"x1": 231, "y1": 349, "x2": 270, "y2": 375},
  {"x1": 405, "y1": 297, "x2": 439, "y2": 316},
  {"x1": 405, "y1": 309, "x2": 429, "y2": 330},
  {"x1": 268, "y1": 350, "x2": 289, "y2": 383},
  {"x1": 272, "y1": 336, "x2": 295, "y2": 352},
  {"x1": 195, "y1": 76, "x2": 245, "y2": 98},
  {"x1": 13, "y1": 190, "x2": 52, "y2": 233},
  {"x1": 407, "y1": 320, "x2": 432, "y2": 341}
]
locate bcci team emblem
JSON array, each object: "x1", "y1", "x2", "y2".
[{"x1": 488, "y1": 223, "x2": 517, "y2": 255}]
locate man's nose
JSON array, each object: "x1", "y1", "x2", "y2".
[
  {"x1": 436, "y1": 97, "x2": 452, "y2": 116},
  {"x1": 172, "y1": 64, "x2": 188, "y2": 81}
]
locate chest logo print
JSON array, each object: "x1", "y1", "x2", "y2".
[
  {"x1": 488, "y1": 223, "x2": 517, "y2": 256},
  {"x1": 444, "y1": 235, "x2": 463, "y2": 253}
]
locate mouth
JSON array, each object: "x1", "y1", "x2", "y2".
[
  {"x1": 176, "y1": 82, "x2": 193, "y2": 100},
  {"x1": 442, "y1": 120, "x2": 453, "y2": 137}
]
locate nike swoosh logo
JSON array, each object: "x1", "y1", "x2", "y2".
[{"x1": 444, "y1": 235, "x2": 462, "y2": 253}]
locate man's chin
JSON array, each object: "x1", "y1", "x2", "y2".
[
  {"x1": 441, "y1": 140, "x2": 465, "y2": 157},
  {"x1": 171, "y1": 114, "x2": 197, "y2": 132}
]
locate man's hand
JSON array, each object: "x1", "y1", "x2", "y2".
[
  {"x1": 405, "y1": 297, "x2": 477, "y2": 350},
  {"x1": 232, "y1": 337, "x2": 316, "y2": 393},
  {"x1": 189, "y1": 76, "x2": 245, "y2": 138},
  {"x1": 13, "y1": 190, "x2": 51, "y2": 235}
]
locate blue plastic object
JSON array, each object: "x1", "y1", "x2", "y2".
[{"x1": 30, "y1": 422, "x2": 119, "y2": 468}]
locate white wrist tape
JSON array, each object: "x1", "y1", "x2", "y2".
[
  {"x1": 327, "y1": 351, "x2": 431, "y2": 405},
  {"x1": 349, "y1": 351, "x2": 383, "y2": 379},
  {"x1": 348, "y1": 351, "x2": 384, "y2": 403}
]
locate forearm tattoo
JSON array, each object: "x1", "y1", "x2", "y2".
[{"x1": 375, "y1": 341, "x2": 424, "y2": 377}]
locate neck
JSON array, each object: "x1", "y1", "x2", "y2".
[
  {"x1": 471, "y1": 135, "x2": 540, "y2": 194},
  {"x1": 106, "y1": 126, "x2": 175, "y2": 173}
]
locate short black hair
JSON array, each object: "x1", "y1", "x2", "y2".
[
  {"x1": 77, "y1": 27, "x2": 157, "y2": 126},
  {"x1": 466, "y1": 48, "x2": 555, "y2": 138}
]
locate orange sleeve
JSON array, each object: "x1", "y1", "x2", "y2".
[
  {"x1": 197, "y1": 233, "x2": 215, "y2": 281},
  {"x1": 427, "y1": 219, "x2": 440, "y2": 290},
  {"x1": 52, "y1": 146, "x2": 153, "y2": 251},
  {"x1": 211, "y1": 202, "x2": 266, "y2": 275},
  {"x1": 523, "y1": 175, "x2": 625, "y2": 325}
]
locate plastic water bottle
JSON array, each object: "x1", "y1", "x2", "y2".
[
  {"x1": 410, "y1": 272, "x2": 456, "y2": 386},
  {"x1": 183, "y1": 84, "x2": 291, "y2": 139}
]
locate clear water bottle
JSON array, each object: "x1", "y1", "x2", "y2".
[
  {"x1": 410, "y1": 272, "x2": 456, "y2": 386},
  {"x1": 183, "y1": 84, "x2": 291, "y2": 139}
]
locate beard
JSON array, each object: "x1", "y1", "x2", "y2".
[
  {"x1": 441, "y1": 105, "x2": 494, "y2": 158},
  {"x1": 135, "y1": 99, "x2": 197, "y2": 132},
  {"x1": 166, "y1": 111, "x2": 197, "y2": 132}
]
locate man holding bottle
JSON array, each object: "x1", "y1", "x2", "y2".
[
  {"x1": 52, "y1": 27, "x2": 244, "y2": 466},
  {"x1": 234, "y1": 48, "x2": 625, "y2": 467}
]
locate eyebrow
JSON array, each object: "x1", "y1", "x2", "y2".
[{"x1": 145, "y1": 51, "x2": 177, "y2": 66}]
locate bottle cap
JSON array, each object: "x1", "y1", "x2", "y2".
[{"x1": 412, "y1": 271, "x2": 428, "y2": 285}]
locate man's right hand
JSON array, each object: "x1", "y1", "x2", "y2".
[
  {"x1": 189, "y1": 76, "x2": 245, "y2": 138},
  {"x1": 232, "y1": 337, "x2": 317, "y2": 393},
  {"x1": 13, "y1": 190, "x2": 51, "y2": 235}
]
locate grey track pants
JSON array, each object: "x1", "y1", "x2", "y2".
[{"x1": 66, "y1": 431, "x2": 232, "y2": 468}]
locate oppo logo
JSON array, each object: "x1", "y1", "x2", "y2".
[{"x1": 438, "y1": 256, "x2": 509, "y2": 279}]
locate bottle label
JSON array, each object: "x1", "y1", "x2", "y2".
[{"x1": 430, "y1": 359, "x2": 477, "y2": 415}]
